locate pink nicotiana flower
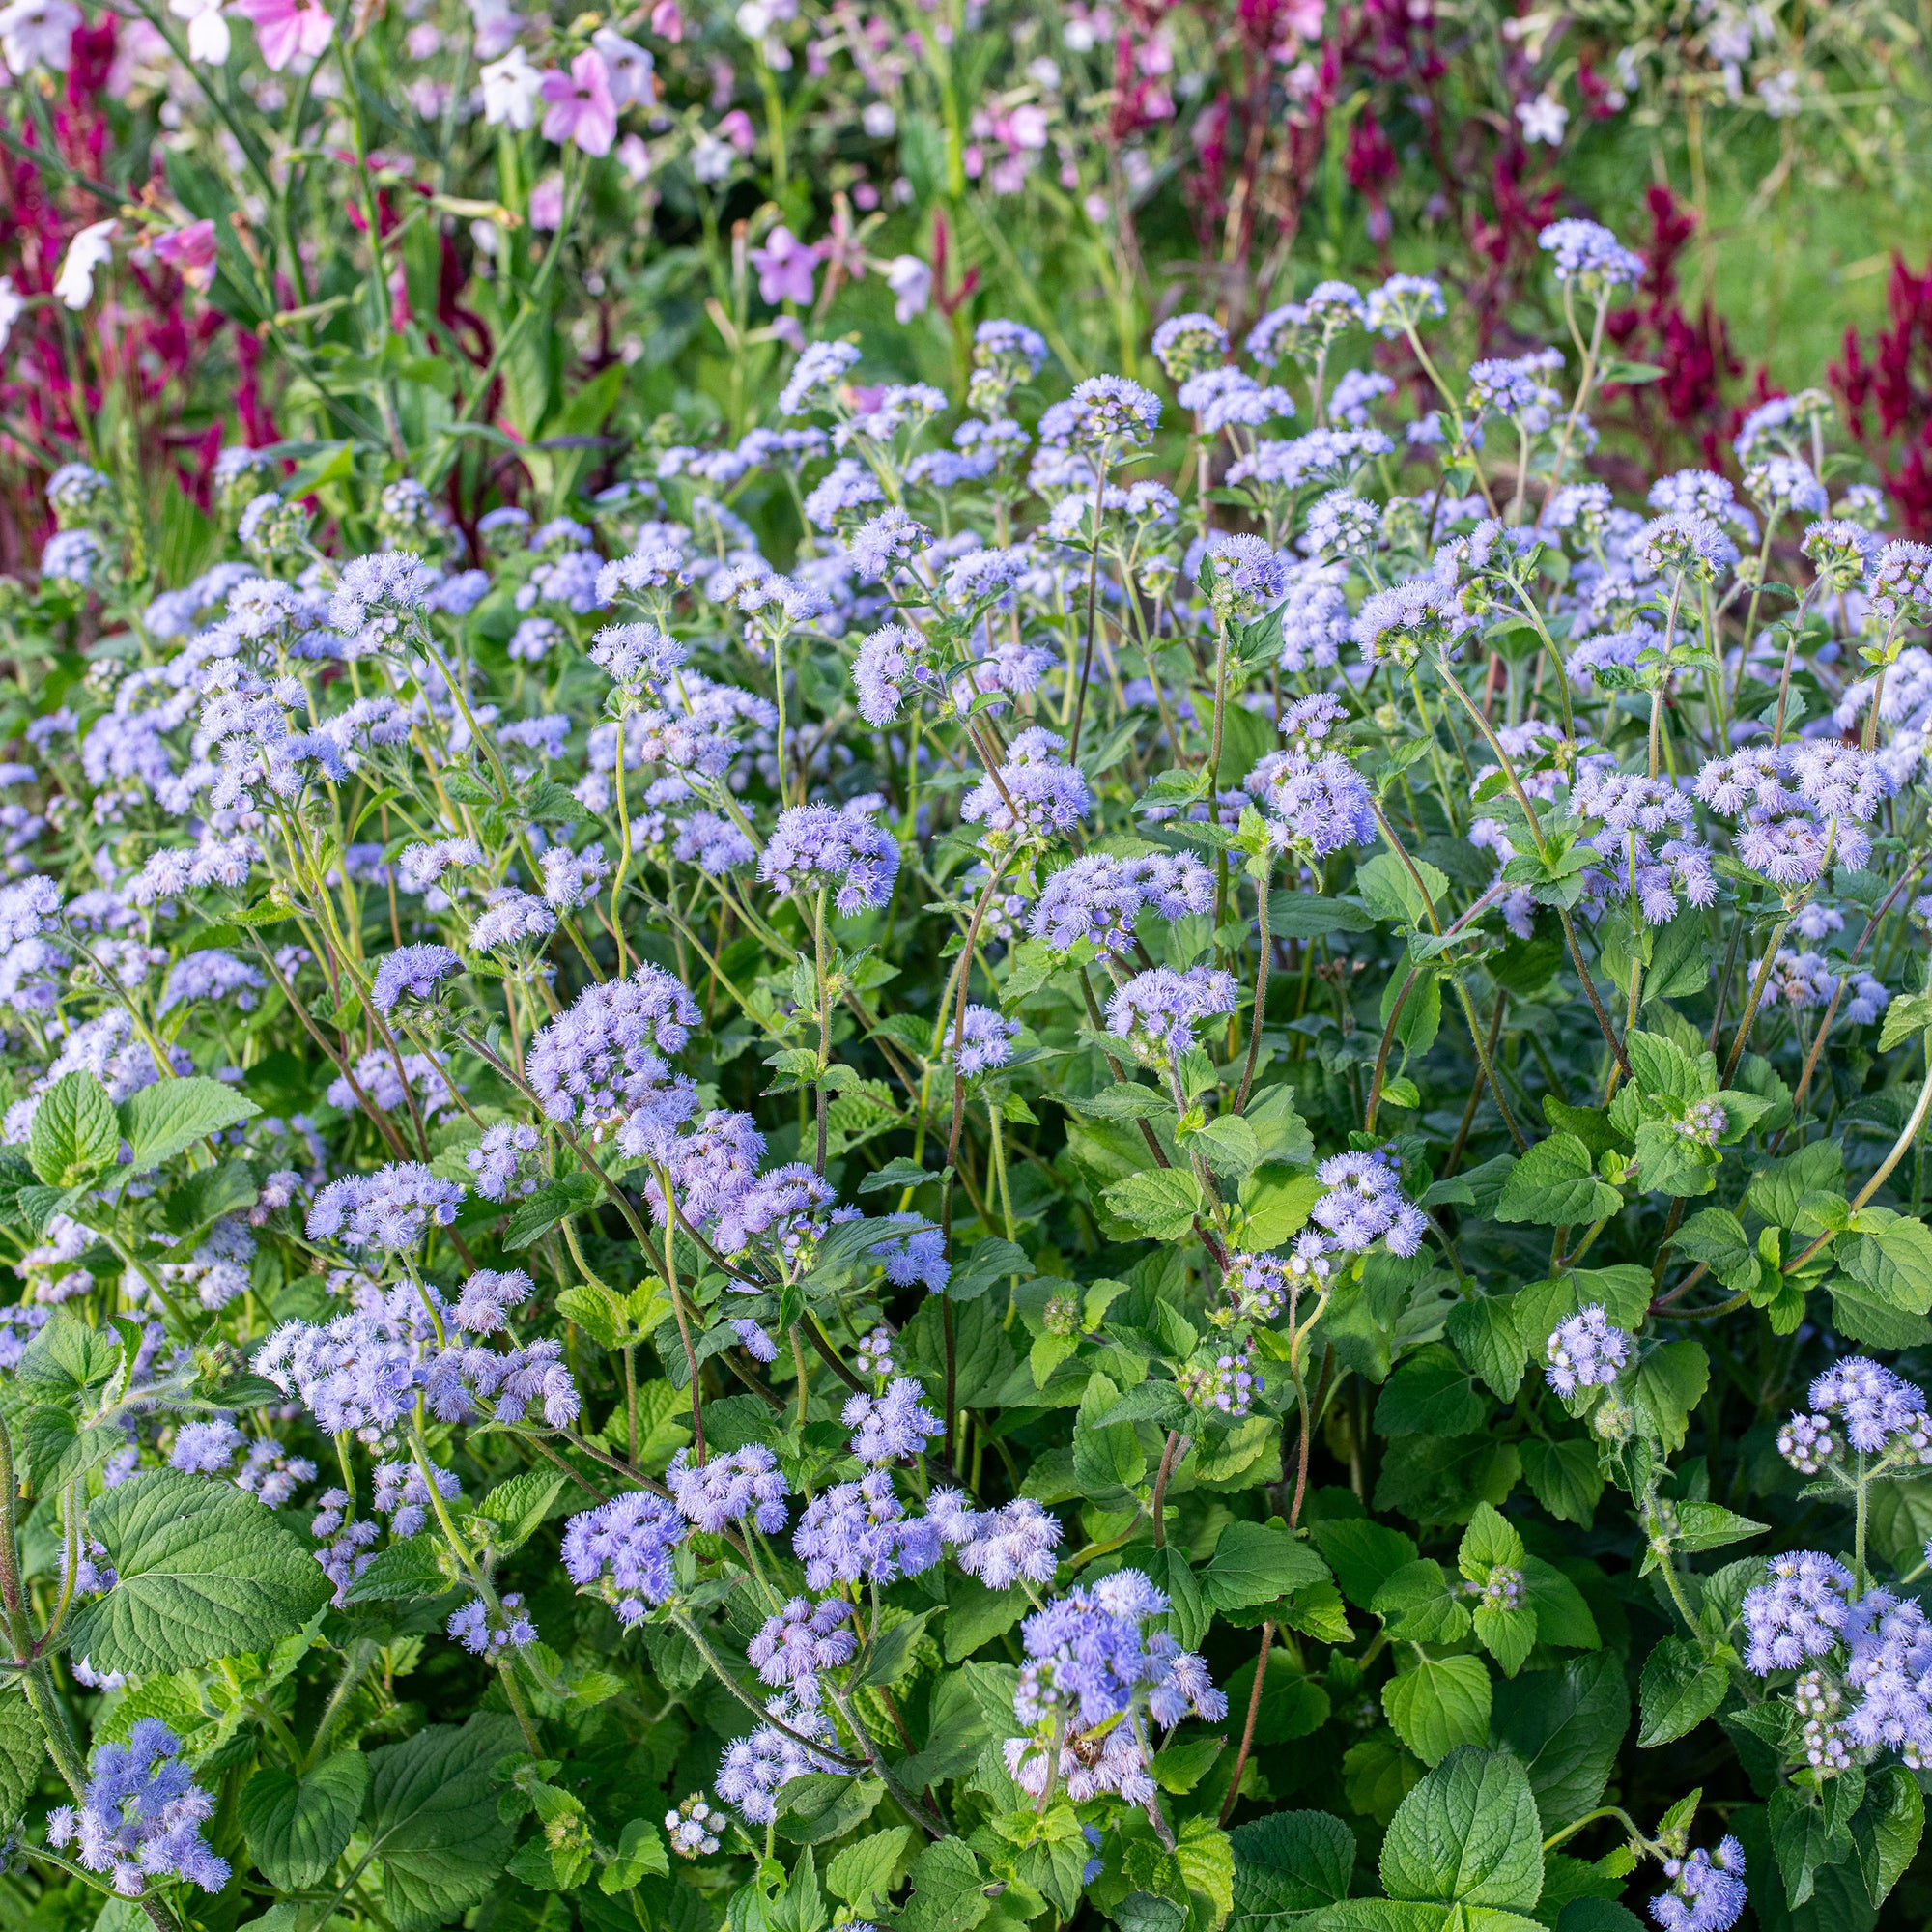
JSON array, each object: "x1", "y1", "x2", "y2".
[
  {"x1": 751, "y1": 225, "x2": 818, "y2": 307},
  {"x1": 152, "y1": 219, "x2": 218, "y2": 292},
  {"x1": 236, "y1": 0, "x2": 333, "y2": 71},
  {"x1": 540, "y1": 50, "x2": 617, "y2": 157}
]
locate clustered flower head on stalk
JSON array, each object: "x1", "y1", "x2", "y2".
[
  {"x1": 561, "y1": 1491, "x2": 686, "y2": 1624},
  {"x1": 748, "y1": 1596, "x2": 856, "y2": 1689},
  {"x1": 850, "y1": 623, "x2": 945, "y2": 725},
  {"x1": 793, "y1": 1469, "x2": 941, "y2": 1590},
  {"x1": 371, "y1": 943, "x2": 461, "y2": 1014},
  {"x1": 590, "y1": 622, "x2": 687, "y2": 704},
  {"x1": 1364, "y1": 274, "x2": 1446, "y2": 336},
  {"x1": 703, "y1": 1164, "x2": 838, "y2": 1270},
  {"x1": 1779, "y1": 1357, "x2": 1932, "y2": 1473},
  {"x1": 716, "y1": 1691, "x2": 840, "y2": 1824},
  {"x1": 1178, "y1": 1343, "x2": 1260, "y2": 1417},
  {"x1": 1247, "y1": 282, "x2": 1366, "y2": 365},
  {"x1": 668, "y1": 1443, "x2": 790, "y2": 1533},
  {"x1": 372, "y1": 1456, "x2": 460, "y2": 1537},
  {"x1": 305, "y1": 1164, "x2": 465, "y2": 1253},
  {"x1": 465, "y1": 1127, "x2": 544, "y2": 1204},
  {"x1": 1151, "y1": 312, "x2": 1229, "y2": 383},
  {"x1": 446, "y1": 1594, "x2": 539, "y2": 1656},
  {"x1": 1651, "y1": 1838, "x2": 1747, "y2": 1932},
  {"x1": 1309, "y1": 1148, "x2": 1427, "y2": 1256},
  {"x1": 959, "y1": 728, "x2": 1092, "y2": 851},
  {"x1": 1538, "y1": 218, "x2": 1646, "y2": 294},
  {"x1": 327, "y1": 553, "x2": 439, "y2": 659},
  {"x1": 1260, "y1": 752, "x2": 1378, "y2": 859},
  {"x1": 1734, "y1": 1535, "x2": 1932, "y2": 1775},
  {"x1": 841, "y1": 1377, "x2": 942, "y2": 1463},
  {"x1": 47, "y1": 1721, "x2": 230, "y2": 1895},
  {"x1": 1027, "y1": 852, "x2": 1214, "y2": 956},
  {"x1": 1040, "y1": 376, "x2": 1163, "y2": 452},
  {"x1": 1106, "y1": 965, "x2": 1239, "y2": 1069},
  {"x1": 950, "y1": 1004, "x2": 1020, "y2": 1074},
  {"x1": 1005, "y1": 1569, "x2": 1225, "y2": 1803},
  {"x1": 929, "y1": 1489, "x2": 1063, "y2": 1587},
  {"x1": 759, "y1": 799, "x2": 899, "y2": 912},
  {"x1": 868, "y1": 1217, "x2": 948, "y2": 1293},
  {"x1": 525, "y1": 963, "x2": 702, "y2": 1129},
  {"x1": 1220, "y1": 1250, "x2": 1293, "y2": 1321},
  {"x1": 1545, "y1": 1305, "x2": 1634, "y2": 1398},
  {"x1": 665, "y1": 1796, "x2": 723, "y2": 1860},
  {"x1": 967, "y1": 318, "x2": 1049, "y2": 414},
  {"x1": 1742, "y1": 1550, "x2": 1854, "y2": 1672},
  {"x1": 258, "y1": 1273, "x2": 582, "y2": 1450}
]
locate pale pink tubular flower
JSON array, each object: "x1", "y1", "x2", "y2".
[
  {"x1": 166, "y1": 0, "x2": 229, "y2": 64},
  {"x1": 615, "y1": 133, "x2": 650, "y2": 184},
  {"x1": 479, "y1": 45, "x2": 543, "y2": 128},
  {"x1": 152, "y1": 219, "x2": 219, "y2": 292},
  {"x1": 886, "y1": 255, "x2": 931, "y2": 323},
  {"x1": 750, "y1": 225, "x2": 817, "y2": 306},
  {"x1": 527, "y1": 174, "x2": 565, "y2": 229},
  {"x1": 236, "y1": 0, "x2": 332, "y2": 71},
  {"x1": 590, "y1": 26, "x2": 652, "y2": 107},
  {"x1": 648, "y1": 0, "x2": 680, "y2": 39},
  {"x1": 0, "y1": 0, "x2": 79, "y2": 74},
  {"x1": 539, "y1": 49, "x2": 617, "y2": 156},
  {"x1": 54, "y1": 220, "x2": 117, "y2": 309}
]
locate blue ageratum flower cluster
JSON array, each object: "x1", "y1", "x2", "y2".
[{"x1": 48, "y1": 1721, "x2": 229, "y2": 1896}]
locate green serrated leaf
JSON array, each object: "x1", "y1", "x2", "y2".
[
  {"x1": 1379, "y1": 1747, "x2": 1542, "y2": 1907},
  {"x1": 239, "y1": 1751, "x2": 370, "y2": 1889},
  {"x1": 1495, "y1": 1135, "x2": 1623, "y2": 1227},
  {"x1": 64, "y1": 1470, "x2": 333, "y2": 1674},
  {"x1": 29, "y1": 1071, "x2": 120, "y2": 1187},
  {"x1": 340, "y1": 1536, "x2": 451, "y2": 1605},
  {"x1": 1201, "y1": 1520, "x2": 1331, "y2": 1612},
  {"x1": 119, "y1": 1077, "x2": 260, "y2": 1173},
  {"x1": 0, "y1": 1694, "x2": 42, "y2": 1832},
  {"x1": 1636, "y1": 1636, "x2": 1728, "y2": 1747},
  {"x1": 1102, "y1": 1168, "x2": 1204, "y2": 1240},
  {"x1": 1381, "y1": 1656, "x2": 1492, "y2": 1767},
  {"x1": 363, "y1": 1718, "x2": 524, "y2": 1930}
]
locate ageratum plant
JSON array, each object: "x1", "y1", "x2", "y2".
[{"x1": 4, "y1": 217, "x2": 1932, "y2": 1932}]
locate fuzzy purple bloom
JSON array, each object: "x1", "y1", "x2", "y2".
[
  {"x1": 1311, "y1": 1149, "x2": 1427, "y2": 1256},
  {"x1": 1651, "y1": 1839, "x2": 1747, "y2": 1932},
  {"x1": 305, "y1": 1164, "x2": 464, "y2": 1253},
  {"x1": 47, "y1": 1720, "x2": 230, "y2": 1895},
  {"x1": 561, "y1": 1490, "x2": 686, "y2": 1624},
  {"x1": 1260, "y1": 753, "x2": 1377, "y2": 858},
  {"x1": 372, "y1": 944, "x2": 460, "y2": 1013},
  {"x1": 759, "y1": 800, "x2": 900, "y2": 914},
  {"x1": 1107, "y1": 966, "x2": 1239, "y2": 1067},
  {"x1": 525, "y1": 965, "x2": 701, "y2": 1123},
  {"x1": 960, "y1": 727, "x2": 1092, "y2": 847},
  {"x1": 1544, "y1": 1304, "x2": 1633, "y2": 1398},
  {"x1": 842, "y1": 1377, "x2": 942, "y2": 1464},
  {"x1": 791, "y1": 1469, "x2": 941, "y2": 1590},
  {"x1": 748, "y1": 1596, "x2": 856, "y2": 1688},
  {"x1": 952, "y1": 1004, "x2": 1020, "y2": 1074},
  {"x1": 668, "y1": 1443, "x2": 790, "y2": 1534}
]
